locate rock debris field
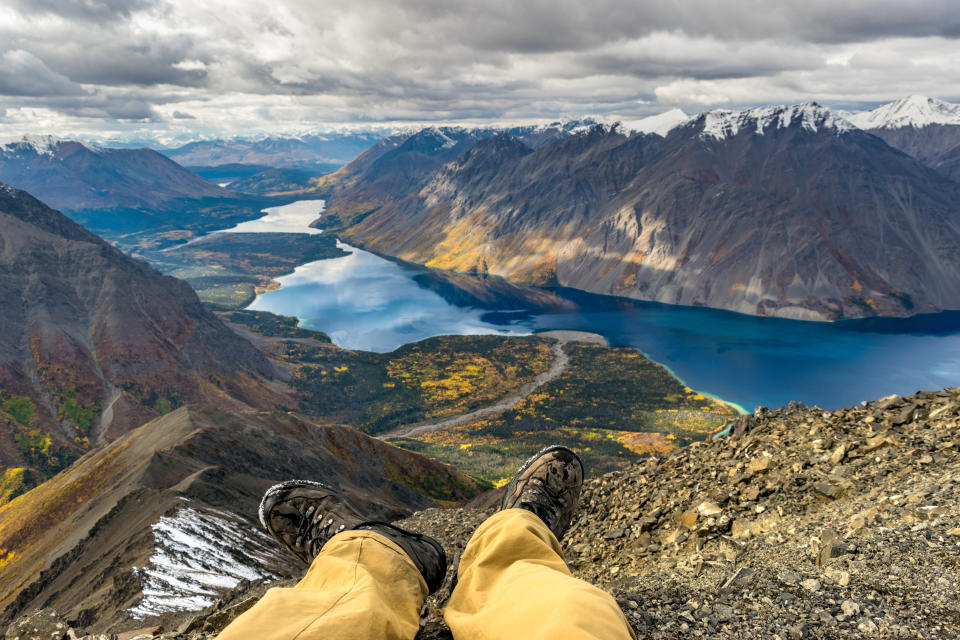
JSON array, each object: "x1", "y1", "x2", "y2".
[{"x1": 9, "y1": 387, "x2": 960, "y2": 639}]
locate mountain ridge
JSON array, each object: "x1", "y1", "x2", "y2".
[{"x1": 319, "y1": 104, "x2": 960, "y2": 321}]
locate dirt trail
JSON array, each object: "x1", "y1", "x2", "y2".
[
  {"x1": 378, "y1": 330, "x2": 606, "y2": 440},
  {"x1": 94, "y1": 386, "x2": 123, "y2": 445}
]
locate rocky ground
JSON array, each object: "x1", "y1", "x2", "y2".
[{"x1": 9, "y1": 387, "x2": 960, "y2": 639}]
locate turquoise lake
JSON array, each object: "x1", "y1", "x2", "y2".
[{"x1": 243, "y1": 201, "x2": 960, "y2": 412}]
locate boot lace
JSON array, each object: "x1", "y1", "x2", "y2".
[
  {"x1": 518, "y1": 477, "x2": 564, "y2": 529},
  {"x1": 295, "y1": 504, "x2": 348, "y2": 558}
]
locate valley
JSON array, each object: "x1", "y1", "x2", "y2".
[
  {"x1": 182, "y1": 200, "x2": 960, "y2": 413},
  {"x1": 2, "y1": 92, "x2": 960, "y2": 639},
  {"x1": 221, "y1": 310, "x2": 735, "y2": 484}
]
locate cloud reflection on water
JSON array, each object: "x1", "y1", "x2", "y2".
[{"x1": 249, "y1": 240, "x2": 532, "y2": 352}]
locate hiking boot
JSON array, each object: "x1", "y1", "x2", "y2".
[
  {"x1": 501, "y1": 445, "x2": 584, "y2": 540},
  {"x1": 259, "y1": 480, "x2": 365, "y2": 564},
  {"x1": 356, "y1": 521, "x2": 448, "y2": 594},
  {"x1": 260, "y1": 481, "x2": 448, "y2": 593}
]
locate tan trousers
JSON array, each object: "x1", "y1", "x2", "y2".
[{"x1": 217, "y1": 509, "x2": 636, "y2": 640}]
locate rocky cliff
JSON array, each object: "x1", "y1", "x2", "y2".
[{"x1": 322, "y1": 104, "x2": 960, "y2": 321}]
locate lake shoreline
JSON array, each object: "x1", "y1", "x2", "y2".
[{"x1": 217, "y1": 200, "x2": 960, "y2": 413}]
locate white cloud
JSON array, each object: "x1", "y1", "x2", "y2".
[{"x1": 0, "y1": 0, "x2": 957, "y2": 140}]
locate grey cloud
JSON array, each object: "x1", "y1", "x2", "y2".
[
  {"x1": 8, "y1": 0, "x2": 157, "y2": 21},
  {"x1": 35, "y1": 37, "x2": 208, "y2": 87},
  {"x1": 0, "y1": 49, "x2": 86, "y2": 96},
  {"x1": 2, "y1": 0, "x2": 959, "y2": 136},
  {"x1": 354, "y1": 0, "x2": 960, "y2": 54},
  {"x1": 58, "y1": 99, "x2": 159, "y2": 120}
]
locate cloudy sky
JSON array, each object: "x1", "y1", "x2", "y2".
[{"x1": 1, "y1": 0, "x2": 959, "y2": 143}]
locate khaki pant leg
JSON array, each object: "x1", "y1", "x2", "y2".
[
  {"x1": 444, "y1": 509, "x2": 636, "y2": 640},
  {"x1": 217, "y1": 530, "x2": 426, "y2": 640}
]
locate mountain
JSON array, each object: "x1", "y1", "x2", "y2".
[
  {"x1": 309, "y1": 121, "x2": 609, "y2": 208},
  {"x1": 162, "y1": 132, "x2": 388, "y2": 168},
  {"x1": 0, "y1": 184, "x2": 284, "y2": 484},
  {"x1": 503, "y1": 118, "x2": 604, "y2": 149},
  {"x1": 0, "y1": 136, "x2": 268, "y2": 242},
  {"x1": 0, "y1": 405, "x2": 482, "y2": 633},
  {"x1": 845, "y1": 96, "x2": 960, "y2": 182},
  {"x1": 310, "y1": 127, "x2": 502, "y2": 226},
  {"x1": 225, "y1": 166, "x2": 340, "y2": 196},
  {"x1": 322, "y1": 103, "x2": 960, "y2": 321},
  {"x1": 620, "y1": 108, "x2": 690, "y2": 137},
  {"x1": 845, "y1": 95, "x2": 960, "y2": 129}
]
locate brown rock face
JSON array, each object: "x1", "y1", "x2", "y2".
[
  {"x1": 322, "y1": 107, "x2": 960, "y2": 321},
  {"x1": 0, "y1": 184, "x2": 285, "y2": 479}
]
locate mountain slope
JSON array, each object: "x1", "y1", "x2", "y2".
[
  {"x1": 325, "y1": 104, "x2": 960, "y2": 321},
  {"x1": 0, "y1": 405, "x2": 482, "y2": 632},
  {"x1": 0, "y1": 184, "x2": 283, "y2": 483},
  {"x1": 847, "y1": 96, "x2": 960, "y2": 182},
  {"x1": 0, "y1": 136, "x2": 268, "y2": 241}
]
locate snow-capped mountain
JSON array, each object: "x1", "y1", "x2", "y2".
[
  {"x1": 620, "y1": 108, "x2": 690, "y2": 137},
  {"x1": 317, "y1": 101, "x2": 960, "y2": 321},
  {"x1": 846, "y1": 96, "x2": 960, "y2": 183},
  {"x1": 846, "y1": 95, "x2": 960, "y2": 129},
  {"x1": 0, "y1": 134, "x2": 100, "y2": 157},
  {"x1": 694, "y1": 103, "x2": 855, "y2": 141}
]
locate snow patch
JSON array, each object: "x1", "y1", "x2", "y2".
[
  {"x1": 698, "y1": 103, "x2": 855, "y2": 140},
  {"x1": 128, "y1": 505, "x2": 286, "y2": 620},
  {"x1": 0, "y1": 134, "x2": 62, "y2": 157},
  {"x1": 844, "y1": 95, "x2": 960, "y2": 129},
  {"x1": 621, "y1": 109, "x2": 690, "y2": 137},
  {"x1": 0, "y1": 134, "x2": 99, "y2": 157},
  {"x1": 418, "y1": 127, "x2": 460, "y2": 150}
]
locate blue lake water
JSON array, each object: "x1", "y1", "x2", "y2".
[
  {"x1": 242, "y1": 201, "x2": 960, "y2": 412},
  {"x1": 247, "y1": 239, "x2": 531, "y2": 352}
]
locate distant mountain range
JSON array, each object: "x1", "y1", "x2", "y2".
[
  {"x1": 0, "y1": 136, "x2": 269, "y2": 245},
  {"x1": 317, "y1": 100, "x2": 960, "y2": 321},
  {"x1": 0, "y1": 183, "x2": 283, "y2": 481},
  {"x1": 162, "y1": 132, "x2": 389, "y2": 167}
]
